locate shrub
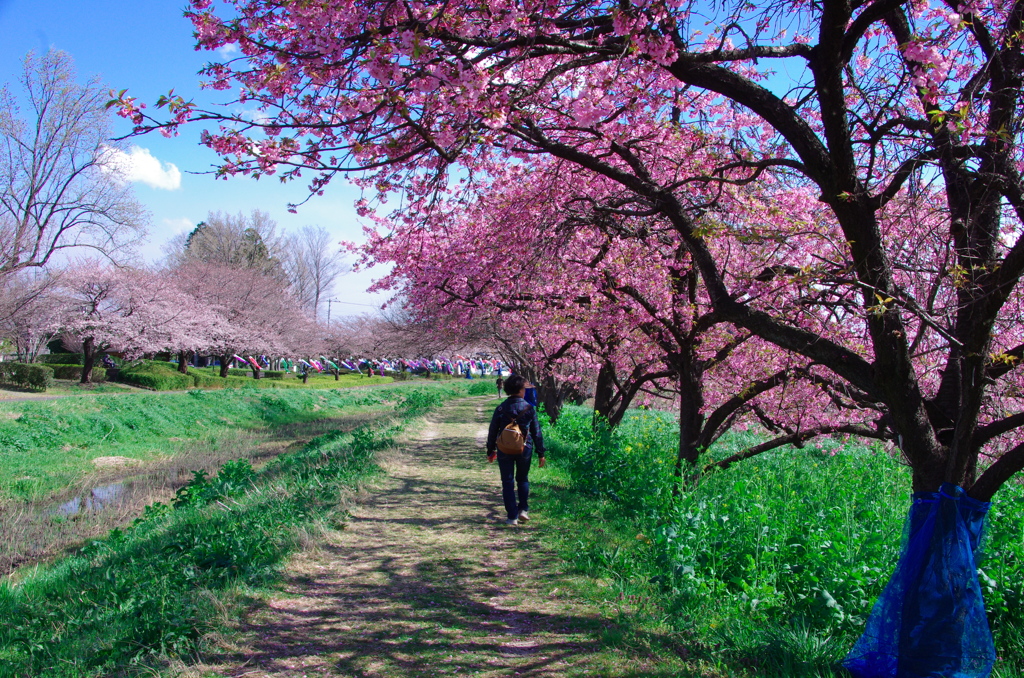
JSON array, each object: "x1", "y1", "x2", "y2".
[
  {"x1": 467, "y1": 380, "x2": 495, "y2": 395},
  {"x1": 189, "y1": 371, "x2": 227, "y2": 389},
  {"x1": 37, "y1": 353, "x2": 84, "y2": 365},
  {"x1": 0, "y1": 362, "x2": 54, "y2": 391},
  {"x1": 49, "y1": 364, "x2": 107, "y2": 382},
  {"x1": 262, "y1": 370, "x2": 285, "y2": 379},
  {"x1": 119, "y1": 361, "x2": 193, "y2": 391}
]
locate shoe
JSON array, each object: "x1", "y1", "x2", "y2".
[
  {"x1": 518, "y1": 511, "x2": 529, "y2": 522},
  {"x1": 505, "y1": 518, "x2": 519, "y2": 525}
]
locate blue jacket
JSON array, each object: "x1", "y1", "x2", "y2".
[{"x1": 486, "y1": 396, "x2": 545, "y2": 458}]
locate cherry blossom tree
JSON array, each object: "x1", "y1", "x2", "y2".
[
  {"x1": 118, "y1": 0, "x2": 1024, "y2": 502},
  {"x1": 0, "y1": 269, "x2": 63, "y2": 362},
  {"x1": 56, "y1": 264, "x2": 200, "y2": 383},
  {"x1": 361, "y1": 157, "x2": 888, "y2": 470},
  {"x1": 170, "y1": 261, "x2": 314, "y2": 377},
  {"x1": 117, "y1": 3, "x2": 1024, "y2": 670}
]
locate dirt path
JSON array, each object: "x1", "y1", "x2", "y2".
[{"x1": 200, "y1": 396, "x2": 629, "y2": 677}]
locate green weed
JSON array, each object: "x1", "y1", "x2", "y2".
[
  {"x1": 466, "y1": 380, "x2": 496, "y2": 396},
  {"x1": 539, "y1": 404, "x2": 1024, "y2": 676}
]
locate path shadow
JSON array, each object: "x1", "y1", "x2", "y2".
[{"x1": 205, "y1": 396, "x2": 694, "y2": 677}]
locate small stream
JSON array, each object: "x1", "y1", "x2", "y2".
[{"x1": 54, "y1": 483, "x2": 126, "y2": 516}]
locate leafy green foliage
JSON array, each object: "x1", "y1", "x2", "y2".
[
  {"x1": 36, "y1": 353, "x2": 85, "y2": 365},
  {"x1": 48, "y1": 364, "x2": 106, "y2": 382},
  {"x1": 467, "y1": 380, "x2": 496, "y2": 396},
  {"x1": 118, "y1": 361, "x2": 193, "y2": 390},
  {"x1": 542, "y1": 405, "x2": 1024, "y2": 676},
  {"x1": 173, "y1": 459, "x2": 256, "y2": 508},
  {"x1": 120, "y1": 361, "x2": 393, "y2": 391},
  {"x1": 0, "y1": 362, "x2": 54, "y2": 391}
]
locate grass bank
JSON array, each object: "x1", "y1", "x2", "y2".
[
  {"x1": 0, "y1": 383, "x2": 466, "y2": 574},
  {"x1": 0, "y1": 383, "x2": 462, "y2": 678},
  {"x1": 533, "y1": 405, "x2": 1024, "y2": 677},
  {"x1": 0, "y1": 385, "x2": 407, "y2": 503},
  {"x1": 0, "y1": 380, "x2": 139, "y2": 400}
]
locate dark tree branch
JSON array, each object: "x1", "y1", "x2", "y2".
[
  {"x1": 707, "y1": 424, "x2": 883, "y2": 472},
  {"x1": 970, "y1": 440, "x2": 1024, "y2": 501},
  {"x1": 972, "y1": 412, "x2": 1024, "y2": 447}
]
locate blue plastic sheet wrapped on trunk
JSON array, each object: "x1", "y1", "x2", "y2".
[{"x1": 844, "y1": 483, "x2": 994, "y2": 678}]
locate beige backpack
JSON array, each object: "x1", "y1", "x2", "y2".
[{"x1": 496, "y1": 414, "x2": 526, "y2": 455}]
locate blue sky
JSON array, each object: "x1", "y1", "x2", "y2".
[{"x1": 0, "y1": 0, "x2": 388, "y2": 313}]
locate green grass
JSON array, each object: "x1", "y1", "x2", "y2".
[
  {"x1": 118, "y1": 360, "x2": 394, "y2": 391},
  {"x1": 45, "y1": 380, "x2": 134, "y2": 396},
  {"x1": 534, "y1": 405, "x2": 1024, "y2": 677},
  {"x1": 0, "y1": 384, "x2": 463, "y2": 678},
  {"x1": 0, "y1": 382, "x2": 459, "y2": 504}
]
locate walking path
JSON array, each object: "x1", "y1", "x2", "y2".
[{"x1": 201, "y1": 396, "x2": 634, "y2": 677}]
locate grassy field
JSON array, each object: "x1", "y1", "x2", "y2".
[
  {"x1": 532, "y1": 405, "x2": 1024, "y2": 677},
  {"x1": 3, "y1": 388, "x2": 1019, "y2": 677},
  {"x1": 0, "y1": 382, "x2": 463, "y2": 678}
]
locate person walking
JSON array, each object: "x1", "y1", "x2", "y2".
[
  {"x1": 486, "y1": 374, "x2": 546, "y2": 525},
  {"x1": 495, "y1": 375, "x2": 504, "y2": 397}
]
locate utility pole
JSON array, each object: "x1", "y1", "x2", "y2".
[
  {"x1": 325, "y1": 298, "x2": 341, "y2": 326},
  {"x1": 324, "y1": 298, "x2": 379, "y2": 325}
]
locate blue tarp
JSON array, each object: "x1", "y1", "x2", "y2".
[{"x1": 844, "y1": 483, "x2": 995, "y2": 678}]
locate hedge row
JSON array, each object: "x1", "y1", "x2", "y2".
[
  {"x1": 121, "y1": 362, "x2": 282, "y2": 390},
  {"x1": 36, "y1": 354, "x2": 85, "y2": 365},
  {"x1": 119, "y1": 362, "x2": 194, "y2": 391},
  {"x1": 49, "y1": 365, "x2": 107, "y2": 382},
  {"x1": 0, "y1": 363, "x2": 54, "y2": 391},
  {"x1": 193, "y1": 367, "x2": 285, "y2": 379}
]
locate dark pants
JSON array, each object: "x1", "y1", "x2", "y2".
[{"x1": 497, "y1": 453, "x2": 532, "y2": 520}]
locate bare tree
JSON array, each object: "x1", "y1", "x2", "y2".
[
  {"x1": 282, "y1": 225, "x2": 347, "y2": 316},
  {"x1": 165, "y1": 209, "x2": 285, "y2": 278},
  {"x1": 0, "y1": 50, "x2": 146, "y2": 278}
]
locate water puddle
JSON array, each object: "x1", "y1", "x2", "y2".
[{"x1": 54, "y1": 483, "x2": 126, "y2": 516}]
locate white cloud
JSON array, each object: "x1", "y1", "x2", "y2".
[
  {"x1": 161, "y1": 217, "x2": 196, "y2": 234},
  {"x1": 217, "y1": 43, "x2": 240, "y2": 59},
  {"x1": 101, "y1": 145, "x2": 182, "y2": 190}
]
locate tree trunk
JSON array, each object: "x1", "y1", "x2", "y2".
[
  {"x1": 674, "y1": 361, "x2": 704, "y2": 486},
  {"x1": 177, "y1": 350, "x2": 191, "y2": 375},
  {"x1": 844, "y1": 484, "x2": 994, "y2": 676},
  {"x1": 592, "y1": 360, "x2": 616, "y2": 428},
  {"x1": 80, "y1": 337, "x2": 96, "y2": 384},
  {"x1": 219, "y1": 355, "x2": 231, "y2": 378},
  {"x1": 539, "y1": 374, "x2": 566, "y2": 423},
  {"x1": 334, "y1": 369, "x2": 339, "y2": 381}
]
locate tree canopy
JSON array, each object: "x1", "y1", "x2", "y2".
[{"x1": 118, "y1": 0, "x2": 1024, "y2": 500}]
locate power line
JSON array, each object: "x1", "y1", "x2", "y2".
[{"x1": 325, "y1": 298, "x2": 380, "y2": 325}]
